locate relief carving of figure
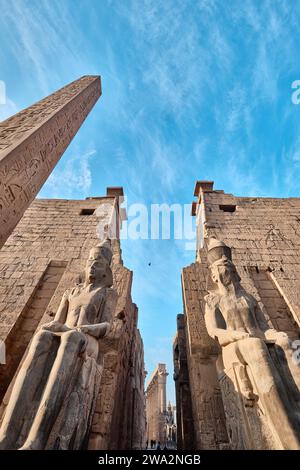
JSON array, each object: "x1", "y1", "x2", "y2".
[
  {"x1": 0, "y1": 238, "x2": 118, "y2": 450},
  {"x1": 204, "y1": 238, "x2": 300, "y2": 450}
]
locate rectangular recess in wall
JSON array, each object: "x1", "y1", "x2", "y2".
[
  {"x1": 80, "y1": 208, "x2": 95, "y2": 215},
  {"x1": 219, "y1": 204, "x2": 236, "y2": 213}
]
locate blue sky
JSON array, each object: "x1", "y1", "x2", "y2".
[{"x1": 1, "y1": 0, "x2": 300, "y2": 403}]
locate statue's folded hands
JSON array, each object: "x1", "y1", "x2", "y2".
[
  {"x1": 265, "y1": 328, "x2": 289, "y2": 344},
  {"x1": 41, "y1": 321, "x2": 71, "y2": 333},
  {"x1": 230, "y1": 331, "x2": 251, "y2": 342},
  {"x1": 76, "y1": 321, "x2": 111, "y2": 338}
]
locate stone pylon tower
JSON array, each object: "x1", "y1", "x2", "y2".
[
  {"x1": 174, "y1": 180, "x2": 300, "y2": 450},
  {"x1": 0, "y1": 76, "x2": 101, "y2": 248}
]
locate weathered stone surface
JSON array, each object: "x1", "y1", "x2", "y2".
[
  {"x1": 0, "y1": 188, "x2": 146, "y2": 450},
  {"x1": 173, "y1": 315, "x2": 194, "y2": 450},
  {"x1": 89, "y1": 271, "x2": 146, "y2": 450},
  {"x1": 180, "y1": 262, "x2": 229, "y2": 450},
  {"x1": 175, "y1": 181, "x2": 300, "y2": 450},
  {"x1": 0, "y1": 76, "x2": 101, "y2": 248}
]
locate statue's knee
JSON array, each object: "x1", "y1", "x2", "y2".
[
  {"x1": 276, "y1": 336, "x2": 290, "y2": 349},
  {"x1": 247, "y1": 337, "x2": 268, "y2": 358},
  {"x1": 30, "y1": 330, "x2": 53, "y2": 353},
  {"x1": 32, "y1": 329, "x2": 53, "y2": 346},
  {"x1": 61, "y1": 330, "x2": 84, "y2": 347},
  {"x1": 249, "y1": 337, "x2": 263, "y2": 347}
]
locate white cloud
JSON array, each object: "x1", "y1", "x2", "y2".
[
  {"x1": 40, "y1": 149, "x2": 96, "y2": 199},
  {"x1": 0, "y1": 0, "x2": 92, "y2": 94},
  {"x1": 0, "y1": 98, "x2": 18, "y2": 121}
]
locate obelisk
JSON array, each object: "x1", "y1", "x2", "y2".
[{"x1": 0, "y1": 75, "x2": 101, "y2": 248}]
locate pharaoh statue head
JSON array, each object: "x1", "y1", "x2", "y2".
[
  {"x1": 206, "y1": 238, "x2": 241, "y2": 291},
  {"x1": 85, "y1": 238, "x2": 113, "y2": 287}
]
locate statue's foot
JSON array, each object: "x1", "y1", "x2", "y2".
[
  {"x1": 243, "y1": 389, "x2": 255, "y2": 399},
  {"x1": 242, "y1": 388, "x2": 259, "y2": 406},
  {"x1": 240, "y1": 380, "x2": 258, "y2": 402},
  {"x1": 19, "y1": 440, "x2": 40, "y2": 450}
]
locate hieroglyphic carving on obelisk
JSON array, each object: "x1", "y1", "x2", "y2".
[{"x1": 0, "y1": 75, "x2": 101, "y2": 248}]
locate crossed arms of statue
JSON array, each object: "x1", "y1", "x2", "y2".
[
  {"x1": 43, "y1": 288, "x2": 117, "y2": 339},
  {"x1": 204, "y1": 293, "x2": 288, "y2": 347}
]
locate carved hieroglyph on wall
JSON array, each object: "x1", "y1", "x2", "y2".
[
  {"x1": 0, "y1": 75, "x2": 101, "y2": 248},
  {"x1": 219, "y1": 364, "x2": 281, "y2": 450}
]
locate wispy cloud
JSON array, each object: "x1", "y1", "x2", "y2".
[
  {"x1": 0, "y1": 0, "x2": 93, "y2": 94},
  {"x1": 146, "y1": 335, "x2": 176, "y2": 401},
  {"x1": 0, "y1": 98, "x2": 18, "y2": 121},
  {"x1": 282, "y1": 136, "x2": 300, "y2": 195},
  {"x1": 114, "y1": 1, "x2": 213, "y2": 122},
  {"x1": 39, "y1": 148, "x2": 96, "y2": 199}
]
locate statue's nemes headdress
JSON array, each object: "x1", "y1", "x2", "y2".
[
  {"x1": 89, "y1": 238, "x2": 112, "y2": 265},
  {"x1": 207, "y1": 238, "x2": 232, "y2": 265},
  {"x1": 206, "y1": 238, "x2": 239, "y2": 291}
]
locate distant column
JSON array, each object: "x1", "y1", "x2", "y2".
[
  {"x1": 157, "y1": 364, "x2": 168, "y2": 413},
  {"x1": 146, "y1": 363, "x2": 169, "y2": 445},
  {"x1": 0, "y1": 75, "x2": 101, "y2": 248}
]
